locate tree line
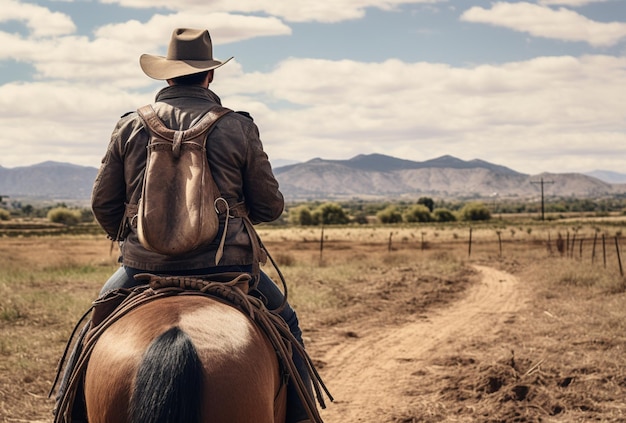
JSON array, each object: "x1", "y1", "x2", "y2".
[
  {"x1": 287, "y1": 198, "x2": 491, "y2": 225},
  {"x1": 2, "y1": 196, "x2": 626, "y2": 226}
]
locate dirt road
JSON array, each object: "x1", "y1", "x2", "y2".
[{"x1": 316, "y1": 265, "x2": 524, "y2": 422}]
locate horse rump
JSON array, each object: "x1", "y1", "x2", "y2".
[{"x1": 130, "y1": 326, "x2": 203, "y2": 423}]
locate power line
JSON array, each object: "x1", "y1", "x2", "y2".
[{"x1": 530, "y1": 178, "x2": 554, "y2": 221}]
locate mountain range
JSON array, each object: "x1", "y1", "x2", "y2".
[
  {"x1": 272, "y1": 154, "x2": 626, "y2": 200},
  {"x1": 1, "y1": 154, "x2": 626, "y2": 204},
  {"x1": 0, "y1": 161, "x2": 97, "y2": 203}
]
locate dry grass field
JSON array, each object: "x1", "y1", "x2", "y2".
[{"x1": 1, "y1": 221, "x2": 625, "y2": 422}]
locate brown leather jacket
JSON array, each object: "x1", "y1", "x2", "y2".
[{"x1": 91, "y1": 85, "x2": 284, "y2": 271}]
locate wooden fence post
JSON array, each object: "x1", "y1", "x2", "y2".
[
  {"x1": 591, "y1": 232, "x2": 598, "y2": 264},
  {"x1": 547, "y1": 231, "x2": 552, "y2": 254},
  {"x1": 579, "y1": 238, "x2": 583, "y2": 260},
  {"x1": 319, "y1": 225, "x2": 324, "y2": 265},
  {"x1": 556, "y1": 233, "x2": 565, "y2": 256},
  {"x1": 388, "y1": 232, "x2": 393, "y2": 252},
  {"x1": 468, "y1": 227, "x2": 473, "y2": 258},
  {"x1": 615, "y1": 236, "x2": 623, "y2": 277}
]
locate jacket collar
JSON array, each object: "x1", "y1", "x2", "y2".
[{"x1": 155, "y1": 85, "x2": 222, "y2": 104}]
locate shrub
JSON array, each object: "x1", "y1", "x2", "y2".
[
  {"x1": 0, "y1": 209, "x2": 10, "y2": 221},
  {"x1": 433, "y1": 208, "x2": 457, "y2": 222},
  {"x1": 313, "y1": 203, "x2": 349, "y2": 225},
  {"x1": 352, "y1": 212, "x2": 369, "y2": 225},
  {"x1": 377, "y1": 206, "x2": 403, "y2": 224},
  {"x1": 47, "y1": 207, "x2": 81, "y2": 226},
  {"x1": 80, "y1": 208, "x2": 95, "y2": 223},
  {"x1": 459, "y1": 202, "x2": 491, "y2": 221},
  {"x1": 289, "y1": 205, "x2": 316, "y2": 226},
  {"x1": 404, "y1": 204, "x2": 432, "y2": 223},
  {"x1": 417, "y1": 197, "x2": 435, "y2": 212}
]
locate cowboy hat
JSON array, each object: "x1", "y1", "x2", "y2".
[{"x1": 140, "y1": 28, "x2": 233, "y2": 80}]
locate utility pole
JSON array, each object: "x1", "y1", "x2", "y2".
[{"x1": 530, "y1": 178, "x2": 554, "y2": 221}]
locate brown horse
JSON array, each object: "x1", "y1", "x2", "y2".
[{"x1": 83, "y1": 294, "x2": 286, "y2": 423}]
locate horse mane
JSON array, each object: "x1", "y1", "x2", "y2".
[{"x1": 129, "y1": 326, "x2": 203, "y2": 423}]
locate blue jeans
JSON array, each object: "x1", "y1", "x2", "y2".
[{"x1": 101, "y1": 265, "x2": 311, "y2": 422}]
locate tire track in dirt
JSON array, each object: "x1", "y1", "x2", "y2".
[{"x1": 317, "y1": 265, "x2": 525, "y2": 422}]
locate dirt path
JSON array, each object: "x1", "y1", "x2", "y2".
[{"x1": 316, "y1": 265, "x2": 526, "y2": 422}]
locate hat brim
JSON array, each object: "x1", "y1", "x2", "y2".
[{"x1": 139, "y1": 54, "x2": 233, "y2": 80}]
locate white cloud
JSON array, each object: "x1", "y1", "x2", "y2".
[
  {"x1": 0, "y1": 1, "x2": 624, "y2": 175},
  {"x1": 99, "y1": 0, "x2": 445, "y2": 23},
  {"x1": 211, "y1": 54, "x2": 626, "y2": 174},
  {"x1": 1, "y1": 53, "x2": 624, "y2": 174},
  {"x1": 0, "y1": 31, "x2": 147, "y2": 87},
  {"x1": 0, "y1": 80, "x2": 151, "y2": 168},
  {"x1": 0, "y1": 0, "x2": 75, "y2": 37},
  {"x1": 461, "y1": 2, "x2": 626, "y2": 47},
  {"x1": 0, "y1": 11, "x2": 291, "y2": 87},
  {"x1": 539, "y1": 0, "x2": 610, "y2": 6},
  {"x1": 94, "y1": 12, "x2": 292, "y2": 46}
]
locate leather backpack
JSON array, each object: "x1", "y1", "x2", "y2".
[{"x1": 135, "y1": 104, "x2": 232, "y2": 258}]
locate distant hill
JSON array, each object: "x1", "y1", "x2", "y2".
[
  {"x1": 273, "y1": 154, "x2": 626, "y2": 200},
  {"x1": 585, "y1": 170, "x2": 626, "y2": 184},
  {"x1": 1, "y1": 155, "x2": 625, "y2": 203},
  {"x1": 275, "y1": 154, "x2": 523, "y2": 175},
  {"x1": 0, "y1": 161, "x2": 98, "y2": 203}
]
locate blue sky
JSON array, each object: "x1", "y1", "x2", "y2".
[{"x1": 0, "y1": 0, "x2": 625, "y2": 175}]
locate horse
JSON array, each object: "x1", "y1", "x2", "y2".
[{"x1": 83, "y1": 294, "x2": 287, "y2": 423}]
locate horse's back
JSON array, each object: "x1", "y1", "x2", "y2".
[{"x1": 85, "y1": 295, "x2": 285, "y2": 423}]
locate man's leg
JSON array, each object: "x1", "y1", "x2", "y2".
[{"x1": 99, "y1": 265, "x2": 143, "y2": 295}]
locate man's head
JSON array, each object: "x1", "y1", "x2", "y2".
[
  {"x1": 168, "y1": 70, "x2": 213, "y2": 87},
  {"x1": 140, "y1": 28, "x2": 232, "y2": 81}
]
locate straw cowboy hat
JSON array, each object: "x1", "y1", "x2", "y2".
[{"x1": 140, "y1": 28, "x2": 233, "y2": 80}]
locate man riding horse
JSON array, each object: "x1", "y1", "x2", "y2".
[{"x1": 56, "y1": 28, "x2": 318, "y2": 423}]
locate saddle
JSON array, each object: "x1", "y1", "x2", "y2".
[{"x1": 50, "y1": 273, "x2": 332, "y2": 423}]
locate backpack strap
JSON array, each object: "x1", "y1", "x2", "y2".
[
  {"x1": 137, "y1": 105, "x2": 232, "y2": 141},
  {"x1": 137, "y1": 105, "x2": 232, "y2": 156}
]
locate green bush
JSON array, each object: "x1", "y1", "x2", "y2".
[
  {"x1": 404, "y1": 204, "x2": 432, "y2": 222},
  {"x1": 459, "y1": 202, "x2": 491, "y2": 221},
  {"x1": 351, "y1": 212, "x2": 369, "y2": 225},
  {"x1": 80, "y1": 208, "x2": 94, "y2": 223},
  {"x1": 289, "y1": 202, "x2": 350, "y2": 226},
  {"x1": 433, "y1": 208, "x2": 457, "y2": 222},
  {"x1": 377, "y1": 205, "x2": 403, "y2": 224},
  {"x1": 288, "y1": 205, "x2": 316, "y2": 225},
  {"x1": 417, "y1": 197, "x2": 435, "y2": 212},
  {"x1": 313, "y1": 203, "x2": 349, "y2": 225},
  {"x1": 47, "y1": 207, "x2": 81, "y2": 226},
  {"x1": 0, "y1": 209, "x2": 10, "y2": 221}
]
